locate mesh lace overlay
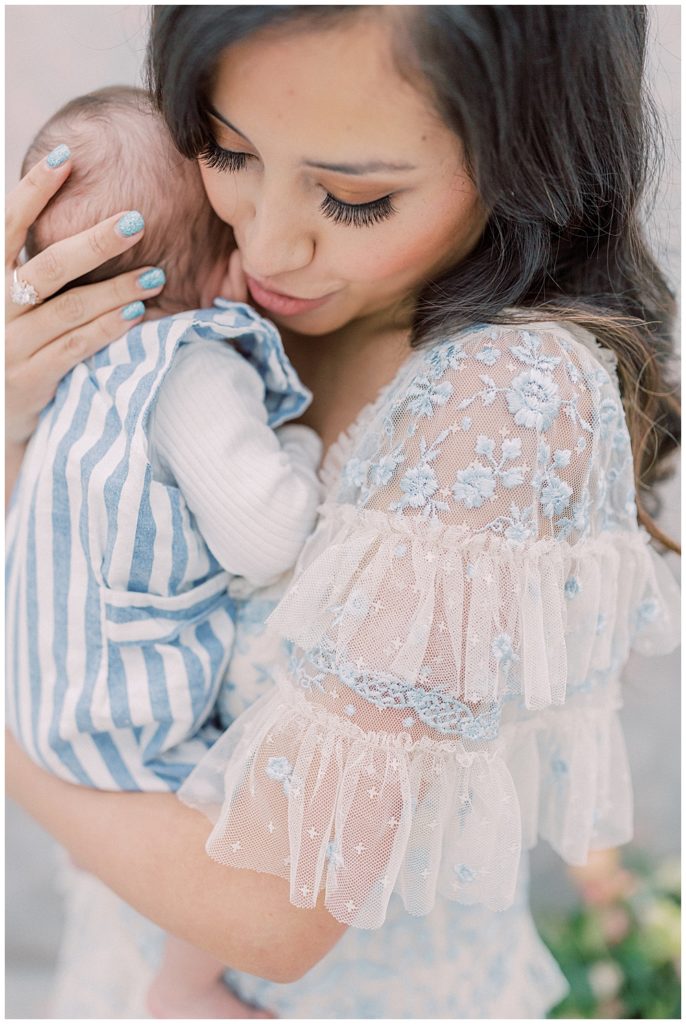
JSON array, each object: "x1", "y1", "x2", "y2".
[{"x1": 179, "y1": 321, "x2": 680, "y2": 928}]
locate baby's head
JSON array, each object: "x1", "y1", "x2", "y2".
[{"x1": 23, "y1": 85, "x2": 234, "y2": 314}]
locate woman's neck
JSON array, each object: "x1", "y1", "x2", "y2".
[{"x1": 281, "y1": 317, "x2": 413, "y2": 453}]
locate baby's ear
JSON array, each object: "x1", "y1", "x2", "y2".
[{"x1": 219, "y1": 247, "x2": 248, "y2": 303}]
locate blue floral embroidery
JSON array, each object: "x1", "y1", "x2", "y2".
[
  {"x1": 325, "y1": 839, "x2": 344, "y2": 868},
  {"x1": 539, "y1": 474, "x2": 573, "y2": 518},
  {"x1": 295, "y1": 639, "x2": 505, "y2": 740},
  {"x1": 405, "y1": 376, "x2": 454, "y2": 418},
  {"x1": 343, "y1": 457, "x2": 370, "y2": 491},
  {"x1": 474, "y1": 344, "x2": 501, "y2": 366},
  {"x1": 453, "y1": 863, "x2": 477, "y2": 883},
  {"x1": 508, "y1": 330, "x2": 563, "y2": 374},
  {"x1": 394, "y1": 463, "x2": 439, "y2": 509},
  {"x1": 635, "y1": 596, "x2": 659, "y2": 629},
  {"x1": 391, "y1": 432, "x2": 451, "y2": 516},
  {"x1": 506, "y1": 369, "x2": 561, "y2": 431},
  {"x1": 266, "y1": 756, "x2": 294, "y2": 796},
  {"x1": 452, "y1": 463, "x2": 496, "y2": 509},
  {"x1": 370, "y1": 445, "x2": 405, "y2": 487},
  {"x1": 453, "y1": 434, "x2": 528, "y2": 510},
  {"x1": 287, "y1": 645, "x2": 327, "y2": 694},
  {"x1": 426, "y1": 340, "x2": 468, "y2": 378},
  {"x1": 564, "y1": 575, "x2": 581, "y2": 599},
  {"x1": 501, "y1": 503, "x2": 537, "y2": 543},
  {"x1": 492, "y1": 633, "x2": 517, "y2": 665},
  {"x1": 598, "y1": 397, "x2": 621, "y2": 438}
]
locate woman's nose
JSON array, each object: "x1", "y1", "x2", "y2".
[{"x1": 239, "y1": 184, "x2": 314, "y2": 280}]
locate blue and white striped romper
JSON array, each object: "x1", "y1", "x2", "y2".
[{"x1": 6, "y1": 299, "x2": 311, "y2": 792}]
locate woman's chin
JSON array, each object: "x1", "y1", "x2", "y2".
[{"x1": 256, "y1": 300, "x2": 350, "y2": 336}]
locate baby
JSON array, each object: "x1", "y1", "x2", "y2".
[{"x1": 7, "y1": 86, "x2": 323, "y2": 1019}]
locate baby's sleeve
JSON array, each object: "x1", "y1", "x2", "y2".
[
  {"x1": 178, "y1": 323, "x2": 680, "y2": 928},
  {"x1": 149, "y1": 340, "x2": 323, "y2": 588}
]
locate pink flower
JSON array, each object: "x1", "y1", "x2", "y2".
[{"x1": 598, "y1": 906, "x2": 631, "y2": 945}]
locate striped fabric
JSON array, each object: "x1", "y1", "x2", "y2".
[{"x1": 6, "y1": 301, "x2": 311, "y2": 792}]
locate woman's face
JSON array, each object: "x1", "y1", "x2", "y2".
[{"x1": 200, "y1": 15, "x2": 487, "y2": 336}]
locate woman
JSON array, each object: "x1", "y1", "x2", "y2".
[{"x1": 6, "y1": 6, "x2": 680, "y2": 1018}]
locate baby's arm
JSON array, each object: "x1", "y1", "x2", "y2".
[{"x1": 149, "y1": 340, "x2": 323, "y2": 587}]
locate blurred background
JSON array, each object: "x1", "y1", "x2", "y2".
[{"x1": 5, "y1": 5, "x2": 681, "y2": 1018}]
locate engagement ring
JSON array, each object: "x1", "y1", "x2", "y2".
[{"x1": 10, "y1": 268, "x2": 41, "y2": 307}]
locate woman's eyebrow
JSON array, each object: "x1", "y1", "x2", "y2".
[
  {"x1": 208, "y1": 105, "x2": 251, "y2": 141},
  {"x1": 302, "y1": 158, "x2": 417, "y2": 175},
  {"x1": 207, "y1": 105, "x2": 416, "y2": 176}
]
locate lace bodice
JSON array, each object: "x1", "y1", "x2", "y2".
[{"x1": 179, "y1": 318, "x2": 680, "y2": 929}]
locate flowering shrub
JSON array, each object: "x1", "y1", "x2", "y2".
[{"x1": 538, "y1": 852, "x2": 680, "y2": 1019}]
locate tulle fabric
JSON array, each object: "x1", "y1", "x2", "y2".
[
  {"x1": 179, "y1": 318, "x2": 681, "y2": 929},
  {"x1": 268, "y1": 503, "x2": 679, "y2": 712},
  {"x1": 179, "y1": 668, "x2": 636, "y2": 928}
]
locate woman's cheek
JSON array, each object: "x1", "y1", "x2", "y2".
[
  {"x1": 350, "y1": 220, "x2": 453, "y2": 287},
  {"x1": 199, "y1": 166, "x2": 239, "y2": 226}
]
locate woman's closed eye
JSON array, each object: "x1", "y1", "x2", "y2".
[
  {"x1": 201, "y1": 139, "x2": 397, "y2": 228},
  {"x1": 202, "y1": 140, "x2": 252, "y2": 174}
]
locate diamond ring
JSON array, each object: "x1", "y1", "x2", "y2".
[{"x1": 10, "y1": 267, "x2": 42, "y2": 307}]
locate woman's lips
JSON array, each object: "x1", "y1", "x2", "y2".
[{"x1": 245, "y1": 274, "x2": 337, "y2": 317}]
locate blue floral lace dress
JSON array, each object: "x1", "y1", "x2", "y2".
[{"x1": 49, "y1": 318, "x2": 680, "y2": 1019}]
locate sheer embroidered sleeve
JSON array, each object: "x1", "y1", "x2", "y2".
[{"x1": 179, "y1": 322, "x2": 680, "y2": 928}]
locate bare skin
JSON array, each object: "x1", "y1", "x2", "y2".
[
  {"x1": 5, "y1": 730, "x2": 347, "y2": 983},
  {"x1": 147, "y1": 938, "x2": 275, "y2": 1019}
]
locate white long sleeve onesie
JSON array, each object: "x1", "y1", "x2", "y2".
[{"x1": 148, "y1": 339, "x2": 323, "y2": 589}]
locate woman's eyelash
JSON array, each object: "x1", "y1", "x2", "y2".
[
  {"x1": 319, "y1": 192, "x2": 396, "y2": 228},
  {"x1": 202, "y1": 139, "x2": 396, "y2": 228},
  {"x1": 202, "y1": 141, "x2": 250, "y2": 173}
]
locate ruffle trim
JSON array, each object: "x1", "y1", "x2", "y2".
[
  {"x1": 178, "y1": 682, "x2": 634, "y2": 929},
  {"x1": 267, "y1": 504, "x2": 680, "y2": 715}
]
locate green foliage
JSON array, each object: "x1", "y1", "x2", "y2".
[{"x1": 538, "y1": 853, "x2": 681, "y2": 1019}]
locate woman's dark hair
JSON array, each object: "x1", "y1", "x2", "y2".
[{"x1": 147, "y1": 5, "x2": 680, "y2": 554}]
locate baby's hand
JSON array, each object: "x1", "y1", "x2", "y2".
[{"x1": 219, "y1": 248, "x2": 248, "y2": 304}]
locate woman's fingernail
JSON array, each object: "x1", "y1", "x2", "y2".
[
  {"x1": 121, "y1": 301, "x2": 145, "y2": 321},
  {"x1": 45, "y1": 144, "x2": 71, "y2": 169},
  {"x1": 116, "y1": 211, "x2": 145, "y2": 237},
  {"x1": 137, "y1": 267, "x2": 166, "y2": 289}
]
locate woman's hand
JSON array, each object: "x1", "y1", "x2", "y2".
[{"x1": 5, "y1": 147, "x2": 166, "y2": 453}]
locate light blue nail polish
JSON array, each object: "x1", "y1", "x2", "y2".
[
  {"x1": 121, "y1": 301, "x2": 145, "y2": 321},
  {"x1": 116, "y1": 211, "x2": 145, "y2": 237},
  {"x1": 138, "y1": 267, "x2": 166, "y2": 289},
  {"x1": 46, "y1": 144, "x2": 71, "y2": 169}
]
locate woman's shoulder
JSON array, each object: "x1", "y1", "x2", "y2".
[
  {"x1": 396, "y1": 317, "x2": 619, "y2": 396},
  {"x1": 328, "y1": 315, "x2": 633, "y2": 532},
  {"x1": 371, "y1": 316, "x2": 622, "y2": 443}
]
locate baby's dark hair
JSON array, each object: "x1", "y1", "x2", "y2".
[{"x1": 22, "y1": 85, "x2": 234, "y2": 311}]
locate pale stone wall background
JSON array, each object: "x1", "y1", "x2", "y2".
[{"x1": 5, "y1": 5, "x2": 680, "y2": 1018}]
